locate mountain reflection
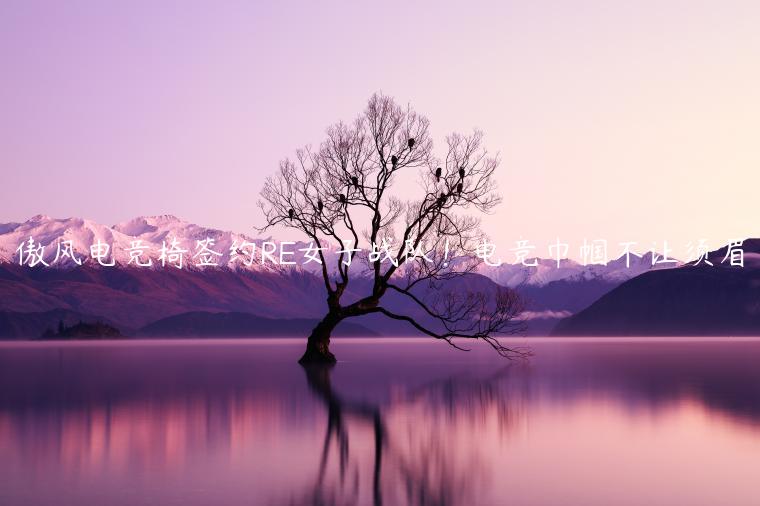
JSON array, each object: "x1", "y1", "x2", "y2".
[{"x1": 1, "y1": 339, "x2": 760, "y2": 506}]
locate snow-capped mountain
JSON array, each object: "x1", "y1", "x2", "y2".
[
  {"x1": 478, "y1": 251, "x2": 680, "y2": 288},
  {"x1": 1, "y1": 215, "x2": 679, "y2": 285},
  {"x1": 553, "y1": 239, "x2": 760, "y2": 336},
  {"x1": 0, "y1": 214, "x2": 323, "y2": 272},
  {"x1": 0, "y1": 215, "x2": 687, "y2": 337}
]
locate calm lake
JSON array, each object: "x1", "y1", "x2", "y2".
[{"x1": 1, "y1": 337, "x2": 759, "y2": 506}]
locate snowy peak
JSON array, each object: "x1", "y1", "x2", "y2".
[
  {"x1": 1, "y1": 215, "x2": 681, "y2": 284},
  {"x1": 0, "y1": 215, "x2": 292, "y2": 271},
  {"x1": 479, "y1": 250, "x2": 681, "y2": 288},
  {"x1": 112, "y1": 215, "x2": 185, "y2": 235}
]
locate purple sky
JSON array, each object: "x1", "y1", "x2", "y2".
[{"x1": 2, "y1": 0, "x2": 760, "y2": 259}]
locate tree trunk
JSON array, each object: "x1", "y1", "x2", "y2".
[{"x1": 299, "y1": 312, "x2": 341, "y2": 364}]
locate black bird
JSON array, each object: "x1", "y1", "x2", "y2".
[
  {"x1": 457, "y1": 182, "x2": 463, "y2": 194},
  {"x1": 288, "y1": 208, "x2": 294, "y2": 220},
  {"x1": 351, "y1": 176, "x2": 359, "y2": 188},
  {"x1": 339, "y1": 193, "x2": 346, "y2": 204},
  {"x1": 439, "y1": 192, "x2": 447, "y2": 204},
  {"x1": 408, "y1": 138, "x2": 415, "y2": 150},
  {"x1": 435, "y1": 167, "x2": 442, "y2": 181},
  {"x1": 317, "y1": 200, "x2": 324, "y2": 213},
  {"x1": 391, "y1": 155, "x2": 398, "y2": 166},
  {"x1": 459, "y1": 167, "x2": 465, "y2": 179}
]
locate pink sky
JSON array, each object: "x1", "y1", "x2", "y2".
[{"x1": 2, "y1": 1, "x2": 759, "y2": 260}]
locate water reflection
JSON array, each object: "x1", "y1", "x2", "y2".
[
  {"x1": 0, "y1": 339, "x2": 759, "y2": 506},
  {"x1": 294, "y1": 364, "x2": 517, "y2": 506}
]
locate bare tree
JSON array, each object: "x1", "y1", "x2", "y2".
[{"x1": 259, "y1": 93, "x2": 525, "y2": 363}]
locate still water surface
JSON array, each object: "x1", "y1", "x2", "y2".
[{"x1": 1, "y1": 337, "x2": 760, "y2": 505}]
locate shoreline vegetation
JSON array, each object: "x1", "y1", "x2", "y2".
[{"x1": 41, "y1": 320, "x2": 123, "y2": 340}]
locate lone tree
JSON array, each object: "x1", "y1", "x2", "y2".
[{"x1": 259, "y1": 93, "x2": 525, "y2": 364}]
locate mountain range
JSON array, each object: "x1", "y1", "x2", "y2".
[
  {"x1": 0, "y1": 215, "x2": 687, "y2": 338},
  {"x1": 553, "y1": 240, "x2": 760, "y2": 336}
]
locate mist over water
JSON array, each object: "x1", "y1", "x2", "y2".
[{"x1": 1, "y1": 338, "x2": 759, "y2": 506}]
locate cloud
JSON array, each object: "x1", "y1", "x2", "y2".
[{"x1": 519, "y1": 310, "x2": 572, "y2": 321}]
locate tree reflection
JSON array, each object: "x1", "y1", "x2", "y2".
[{"x1": 286, "y1": 364, "x2": 520, "y2": 506}]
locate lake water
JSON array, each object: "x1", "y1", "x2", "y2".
[{"x1": 1, "y1": 337, "x2": 760, "y2": 506}]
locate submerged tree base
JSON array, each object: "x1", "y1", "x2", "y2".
[
  {"x1": 299, "y1": 314, "x2": 340, "y2": 364},
  {"x1": 298, "y1": 346, "x2": 337, "y2": 365},
  {"x1": 298, "y1": 332, "x2": 337, "y2": 364}
]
